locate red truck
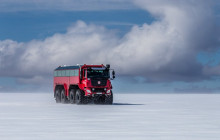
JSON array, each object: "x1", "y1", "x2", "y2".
[{"x1": 53, "y1": 64, "x2": 115, "y2": 104}]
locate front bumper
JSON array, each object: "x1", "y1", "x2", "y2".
[{"x1": 84, "y1": 88, "x2": 111, "y2": 96}]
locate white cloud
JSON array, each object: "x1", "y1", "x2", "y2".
[
  {"x1": 110, "y1": 0, "x2": 218, "y2": 81},
  {"x1": 0, "y1": 0, "x2": 219, "y2": 85},
  {"x1": 0, "y1": 21, "x2": 118, "y2": 78}
]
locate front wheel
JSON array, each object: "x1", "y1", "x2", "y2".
[{"x1": 105, "y1": 92, "x2": 113, "y2": 104}]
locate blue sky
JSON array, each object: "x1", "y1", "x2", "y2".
[
  {"x1": 0, "y1": 10, "x2": 153, "y2": 41},
  {"x1": 0, "y1": 0, "x2": 220, "y2": 93}
]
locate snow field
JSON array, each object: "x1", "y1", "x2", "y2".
[{"x1": 0, "y1": 93, "x2": 220, "y2": 140}]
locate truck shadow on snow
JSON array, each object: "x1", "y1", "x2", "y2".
[{"x1": 113, "y1": 103, "x2": 144, "y2": 105}]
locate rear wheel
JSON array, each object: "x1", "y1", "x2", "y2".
[
  {"x1": 69, "y1": 89, "x2": 76, "y2": 104},
  {"x1": 75, "y1": 89, "x2": 86, "y2": 104},
  {"x1": 61, "y1": 89, "x2": 68, "y2": 104},
  {"x1": 55, "y1": 88, "x2": 61, "y2": 103}
]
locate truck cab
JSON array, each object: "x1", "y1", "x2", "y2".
[{"x1": 80, "y1": 65, "x2": 113, "y2": 96}]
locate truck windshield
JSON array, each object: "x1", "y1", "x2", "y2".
[{"x1": 87, "y1": 69, "x2": 109, "y2": 78}]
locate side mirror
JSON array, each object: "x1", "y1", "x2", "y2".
[
  {"x1": 112, "y1": 71, "x2": 115, "y2": 79},
  {"x1": 106, "y1": 64, "x2": 110, "y2": 69}
]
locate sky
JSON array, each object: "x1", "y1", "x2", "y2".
[{"x1": 0, "y1": 0, "x2": 220, "y2": 93}]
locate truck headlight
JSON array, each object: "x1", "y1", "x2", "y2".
[
  {"x1": 107, "y1": 90, "x2": 111, "y2": 93},
  {"x1": 86, "y1": 89, "x2": 91, "y2": 93}
]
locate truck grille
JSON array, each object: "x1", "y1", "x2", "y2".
[{"x1": 91, "y1": 79, "x2": 107, "y2": 86}]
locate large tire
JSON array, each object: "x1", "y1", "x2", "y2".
[
  {"x1": 75, "y1": 89, "x2": 86, "y2": 104},
  {"x1": 69, "y1": 89, "x2": 76, "y2": 104},
  {"x1": 61, "y1": 89, "x2": 68, "y2": 104},
  {"x1": 105, "y1": 91, "x2": 113, "y2": 104},
  {"x1": 55, "y1": 88, "x2": 61, "y2": 103}
]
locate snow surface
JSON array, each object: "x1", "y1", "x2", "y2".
[{"x1": 0, "y1": 93, "x2": 220, "y2": 140}]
